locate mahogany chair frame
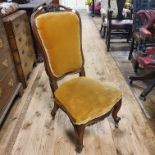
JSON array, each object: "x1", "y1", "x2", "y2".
[{"x1": 31, "y1": 5, "x2": 122, "y2": 153}]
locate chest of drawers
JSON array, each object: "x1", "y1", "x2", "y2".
[
  {"x1": 0, "y1": 16, "x2": 23, "y2": 125},
  {"x1": 3, "y1": 10, "x2": 36, "y2": 88}
]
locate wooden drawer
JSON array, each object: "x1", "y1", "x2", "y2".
[
  {"x1": 0, "y1": 69, "x2": 18, "y2": 112},
  {"x1": 0, "y1": 51, "x2": 14, "y2": 81}
]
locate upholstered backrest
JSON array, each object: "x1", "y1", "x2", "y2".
[
  {"x1": 35, "y1": 11, "x2": 83, "y2": 78},
  {"x1": 137, "y1": 10, "x2": 155, "y2": 30}
]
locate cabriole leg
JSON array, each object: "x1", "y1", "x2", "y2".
[
  {"x1": 73, "y1": 124, "x2": 85, "y2": 153},
  {"x1": 51, "y1": 102, "x2": 59, "y2": 120},
  {"x1": 112, "y1": 100, "x2": 122, "y2": 128}
]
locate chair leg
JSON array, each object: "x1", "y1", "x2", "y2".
[
  {"x1": 106, "y1": 28, "x2": 111, "y2": 51},
  {"x1": 127, "y1": 29, "x2": 132, "y2": 43},
  {"x1": 73, "y1": 124, "x2": 85, "y2": 153},
  {"x1": 133, "y1": 61, "x2": 139, "y2": 73},
  {"x1": 126, "y1": 30, "x2": 130, "y2": 43},
  {"x1": 129, "y1": 72, "x2": 155, "y2": 84},
  {"x1": 100, "y1": 24, "x2": 103, "y2": 33},
  {"x1": 128, "y1": 37, "x2": 135, "y2": 60},
  {"x1": 112, "y1": 100, "x2": 121, "y2": 128},
  {"x1": 140, "y1": 78, "x2": 155, "y2": 100},
  {"x1": 51, "y1": 102, "x2": 59, "y2": 120},
  {"x1": 103, "y1": 26, "x2": 107, "y2": 38}
]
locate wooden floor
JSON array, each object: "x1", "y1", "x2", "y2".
[
  {"x1": 1, "y1": 13, "x2": 155, "y2": 155},
  {"x1": 92, "y1": 16, "x2": 155, "y2": 120}
]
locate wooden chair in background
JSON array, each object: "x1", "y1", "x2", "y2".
[
  {"x1": 106, "y1": 0, "x2": 133, "y2": 51},
  {"x1": 31, "y1": 5, "x2": 122, "y2": 153}
]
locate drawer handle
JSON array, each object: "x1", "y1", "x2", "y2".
[
  {"x1": 0, "y1": 38, "x2": 3, "y2": 48},
  {"x1": 8, "y1": 78, "x2": 14, "y2": 87},
  {"x1": 2, "y1": 59, "x2": 9, "y2": 67},
  {"x1": 0, "y1": 88, "x2": 2, "y2": 98}
]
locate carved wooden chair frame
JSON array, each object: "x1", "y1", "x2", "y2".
[{"x1": 31, "y1": 5, "x2": 122, "y2": 153}]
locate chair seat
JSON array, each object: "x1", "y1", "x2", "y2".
[
  {"x1": 55, "y1": 77, "x2": 121, "y2": 125},
  {"x1": 136, "y1": 54, "x2": 155, "y2": 68},
  {"x1": 111, "y1": 19, "x2": 133, "y2": 28}
]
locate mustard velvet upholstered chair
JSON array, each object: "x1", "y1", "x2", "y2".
[{"x1": 31, "y1": 5, "x2": 122, "y2": 153}]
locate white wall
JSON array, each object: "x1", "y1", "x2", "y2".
[{"x1": 60, "y1": 0, "x2": 86, "y2": 10}]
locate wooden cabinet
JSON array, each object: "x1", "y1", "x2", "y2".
[
  {"x1": 3, "y1": 10, "x2": 36, "y2": 88},
  {"x1": 0, "y1": 17, "x2": 22, "y2": 125}
]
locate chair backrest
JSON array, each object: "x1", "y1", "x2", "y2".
[
  {"x1": 137, "y1": 10, "x2": 155, "y2": 30},
  {"x1": 133, "y1": 0, "x2": 155, "y2": 31},
  {"x1": 31, "y1": 5, "x2": 85, "y2": 81}
]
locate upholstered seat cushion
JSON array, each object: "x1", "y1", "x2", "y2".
[
  {"x1": 111, "y1": 19, "x2": 133, "y2": 27},
  {"x1": 135, "y1": 48, "x2": 155, "y2": 68},
  {"x1": 55, "y1": 77, "x2": 121, "y2": 125}
]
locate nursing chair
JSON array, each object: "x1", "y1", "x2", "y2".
[{"x1": 31, "y1": 5, "x2": 122, "y2": 153}]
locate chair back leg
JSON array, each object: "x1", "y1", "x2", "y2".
[
  {"x1": 128, "y1": 37, "x2": 135, "y2": 60},
  {"x1": 51, "y1": 102, "x2": 59, "y2": 120}
]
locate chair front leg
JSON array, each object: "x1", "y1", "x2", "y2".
[
  {"x1": 51, "y1": 102, "x2": 59, "y2": 120},
  {"x1": 73, "y1": 124, "x2": 85, "y2": 153},
  {"x1": 100, "y1": 24, "x2": 103, "y2": 33},
  {"x1": 127, "y1": 29, "x2": 132, "y2": 43},
  {"x1": 128, "y1": 37, "x2": 135, "y2": 60},
  {"x1": 103, "y1": 26, "x2": 107, "y2": 38},
  {"x1": 112, "y1": 99, "x2": 122, "y2": 128},
  {"x1": 106, "y1": 27, "x2": 111, "y2": 51}
]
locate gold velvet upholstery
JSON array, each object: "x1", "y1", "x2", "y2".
[
  {"x1": 36, "y1": 12, "x2": 83, "y2": 78},
  {"x1": 32, "y1": 7, "x2": 122, "y2": 153},
  {"x1": 55, "y1": 77, "x2": 121, "y2": 125}
]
